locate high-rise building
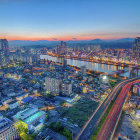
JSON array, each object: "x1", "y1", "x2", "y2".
[
  {"x1": 0, "y1": 39, "x2": 9, "y2": 66},
  {"x1": 56, "y1": 41, "x2": 67, "y2": 55},
  {"x1": 0, "y1": 50, "x2": 4, "y2": 66},
  {"x1": 44, "y1": 76, "x2": 62, "y2": 94},
  {"x1": 133, "y1": 37, "x2": 140, "y2": 64},
  {"x1": 61, "y1": 80, "x2": 72, "y2": 96},
  {"x1": 0, "y1": 114, "x2": 19, "y2": 140},
  {"x1": 61, "y1": 41, "x2": 66, "y2": 47},
  {"x1": 117, "y1": 51, "x2": 121, "y2": 61},
  {"x1": 56, "y1": 45, "x2": 61, "y2": 55},
  {"x1": 45, "y1": 76, "x2": 73, "y2": 96}
]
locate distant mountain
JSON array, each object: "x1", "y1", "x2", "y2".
[
  {"x1": 9, "y1": 40, "x2": 59, "y2": 47},
  {"x1": 66, "y1": 39, "x2": 104, "y2": 44},
  {"x1": 113, "y1": 38, "x2": 134, "y2": 42},
  {"x1": 86, "y1": 38, "x2": 134, "y2": 43},
  {"x1": 89, "y1": 39, "x2": 104, "y2": 43},
  {"x1": 9, "y1": 40, "x2": 41, "y2": 47},
  {"x1": 8, "y1": 38, "x2": 135, "y2": 48}
]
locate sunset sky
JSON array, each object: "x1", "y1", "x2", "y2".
[{"x1": 0, "y1": 0, "x2": 140, "y2": 41}]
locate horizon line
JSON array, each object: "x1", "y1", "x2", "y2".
[{"x1": 5, "y1": 37, "x2": 135, "y2": 42}]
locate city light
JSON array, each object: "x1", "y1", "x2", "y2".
[
  {"x1": 0, "y1": 1, "x2": 140, "y2": 140},
  {"x1": 103, "y1": 75, "x2": 107, "y2": 80}
]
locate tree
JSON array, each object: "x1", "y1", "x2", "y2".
[
  {"x1": 109, "y1": 80, "x2": 117, "y2": 88},
  {"x1": 62, "y1": 128, "x2": 72, "y2": 140},
  {"x1": 89, "y1": 135, "x2": 96, "y2": 140},
  {"x1": 60, "y1": 101, "x2": 66, "y2": 106},
  {"x1": 28, "y1": 133, "x2": 37, "y2": 140},
  {"x1": 14, "y1": 121, "x2": 28, "y2": 140}
]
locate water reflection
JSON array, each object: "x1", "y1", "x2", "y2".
[{"x1": 40, "y1": 55, "x2": 140, "y2": 77}]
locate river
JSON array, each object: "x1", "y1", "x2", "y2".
[{"x1": 40, "y1": 55, "x2": 140, "y2": 77}]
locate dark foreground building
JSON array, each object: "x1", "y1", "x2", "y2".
[
  {"x1": 133, "y1": 37, "x2": 140, "y2": 64},
  {"x1": 0, "y1": 39, "x2": 9, "y2": 66}
]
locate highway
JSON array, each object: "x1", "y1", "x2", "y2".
[
  {"x1": 75, "y1": 76, "x2": 140, "y2": 140},
  {"x1": 96, "y1": 77, "x2": 140, "y2": 140}
]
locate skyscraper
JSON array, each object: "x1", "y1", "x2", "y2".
[
  {"x1": 61, "y1": 41, "x2": 66, "y2": 47},
  {"x1": 61, "y1": 80, "x2": 72, "y2": 96},
  {"x1": 44, "y1": 76, "x2": 62, "y2": 94},
  {"x1": 56, "y1": 41, "x2": 67, "y2": 55},
  {"x1": 56, "y1": 45, "x2": 61, "y2": 55},
  {"x1": 0, "y1": 39, "x2": 9, "y2": 66},
  {"x1": 133, "y1": 37, "x2": 140, "y2": 64}
]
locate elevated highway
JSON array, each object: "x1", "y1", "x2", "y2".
[
  {"x1": 96, "y1": 77, "x2": 140, "y2": 140},
  {"x1": 75, "y1": 76, "x2": 140, "y2": 140}
]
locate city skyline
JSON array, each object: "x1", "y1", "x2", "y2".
[
  {"x1": 0, "y1": 0, "x2": 140, "y2": 41},
  {"x1": 0, "y1": 1, "x2": 140, "y2": 140}
]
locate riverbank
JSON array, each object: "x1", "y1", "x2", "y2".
[
  {"x1": 46, "y1": 53, "x2": 139, "y2": 67},
  {"x1": 40, "y1": 59, "x2": 105, "y2": 76},
  {"x1": 40, "y1": 54, "x2": 140, "y2": 77},
  {"x1": 40, "y1": 55, "x2": 124, "y2": 74}
]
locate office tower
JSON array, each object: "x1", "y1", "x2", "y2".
[
  {"x1": 61, "y1": 41, "x2": 67, "y2": 55},
  {"x1": 0, "y1": 39, "x2": 9, "y2": 66},
  {"x1": 0, "y1": 50, "x2": 4, "y2": 66},
  {"x1": 133, "y1": 37, "x2": 140, "y2": 64},
  {"x1": 0, "y1": 114, "x2": 19, "y2": 140},
  {"x1": 61, "y1": 41, "x2": 66, "y2": 47},
  {"x1": 56, "y1": 45, "x2": 61, "y2": 55},
  {"x1": 117, "y1": 51, "x2": 120, "y2": 61},
  {"x1": 61, "y1": 80, "x2": 72, "y2": 96},
  {"x1": 44, "y1": 76, "x2": 62, "y2": 94},
  {"x1": 56, "y1": 41, "x2": 67, "y2": 55}
]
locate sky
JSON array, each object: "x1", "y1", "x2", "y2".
[{"x1": 0, "y1": 0, "x2": 140, "y2": 41}]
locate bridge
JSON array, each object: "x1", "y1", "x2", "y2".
[
  {"x1": 106, "y1": 65, "x2": 140, "y2": 78},
  {"x1": 75, "y1": 76, "x2": 140, "y2": 140},
  {"x1": 45, "y1": 52, "x2": 140, "y2": 67}
]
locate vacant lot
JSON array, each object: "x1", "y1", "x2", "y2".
[{"x1": 57, "y1": 97, "x2": 99, "y2": 128}]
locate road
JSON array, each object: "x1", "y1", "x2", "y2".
[
  {"x1": 96, "y1": 77, "x2": 140, "y2": 140},
  {"x1": 75, "y1": 76, "x2": 140, "y2": 140}
]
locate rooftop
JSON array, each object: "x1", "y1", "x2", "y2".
[
  {"x1": 13, "y1": 108, "x2": 45, "y2": 124},
  {"x1": 8, "y1": 100, "x2": 18, "y2": 105},
  {"x1": 22, "y1": 96, "x2": 33, "y2": 103},
  {"x1": 0, "y1": 117, "x2": 13, "y2": 134},
  {"x1": 24, "y1": 111, "x2": 45, "y2": 124}
]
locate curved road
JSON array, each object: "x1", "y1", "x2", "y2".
[
  {"x1": 96, "y1": 77, "x2": 140, "y2": 140},
  {"x1": 75, "y1": 76, "x2": 140, "y2": 140}
]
